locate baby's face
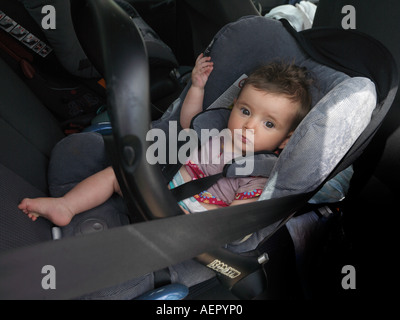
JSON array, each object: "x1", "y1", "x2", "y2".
[{"x1": 227, "y1": 85, "x2": 299, "y2": 154}]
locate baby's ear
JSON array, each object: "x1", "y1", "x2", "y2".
[{"x1": 278, "y1": 131, "x2": 293, "y2": 149}]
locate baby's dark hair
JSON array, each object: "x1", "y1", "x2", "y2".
[{"x1": 241, "y1": 61, "x2": 313, "y2": 131}]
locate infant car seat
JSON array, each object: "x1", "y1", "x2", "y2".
[
  {"x1": 0, "y1": 0, "x2": 397, "y2": 299},
  {"x1": 147, "y1": 15, "x2": 397, "y2": 298}
]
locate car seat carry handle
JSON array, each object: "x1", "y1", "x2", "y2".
[{"x1": 71, "y1": 0, "x2": 182, "y2": 220}]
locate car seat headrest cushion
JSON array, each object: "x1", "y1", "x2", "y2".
[{"x1": 261, "y1": 76, "x2": 376, "y2": 200}]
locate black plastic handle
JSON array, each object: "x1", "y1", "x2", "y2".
[{"x1": 70, "y1": 0, "x2": 182, "y2": 219}]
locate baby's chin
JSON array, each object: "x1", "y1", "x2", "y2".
[{"x1": 231, "y1": 141, "x2": 254, "y2": 156}]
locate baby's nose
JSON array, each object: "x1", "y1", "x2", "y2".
[
  {"x1": 244, "y1": 117, "x2": 257, "y2": 129},
  {"x1": 242, "y1": 127, "x2": 255, "y2": 138}
]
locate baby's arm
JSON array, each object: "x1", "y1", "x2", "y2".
[{"x1": 180, "y1": 53, "x2": 213, "y2": 129}]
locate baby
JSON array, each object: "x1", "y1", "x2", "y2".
[{"x1": 18, "y1": 54, "x2": 313, "y2": 225}]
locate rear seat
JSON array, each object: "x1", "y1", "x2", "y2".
[
  {"x1": 0, "y1": 56, "x2": 64, "y2": 192},
  {"x1": 0, "y1": 55, "x2": 64, "y2": 251}
]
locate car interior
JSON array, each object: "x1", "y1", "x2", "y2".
[{"x1": 0, "y1": 0, "x2": 398, "y2": 300}]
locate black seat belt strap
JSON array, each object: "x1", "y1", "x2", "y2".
[
  {"x1": 170, "y1": 172, "x2": 223, "y2": 201},
  {"x1": 0, "y1": 192, "x2": 311, "y2": 299}
]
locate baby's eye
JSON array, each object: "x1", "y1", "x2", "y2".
[
  {"x1": 264, "y1": 121, "x2": 275, "y2": 128},
  {"x1": 240, "y1": 107, "x2": 250, "y2": 116}
]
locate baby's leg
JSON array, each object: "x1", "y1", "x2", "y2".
[
  {"x1": 18, "y1": 197, "x2": 75, "y2": 226},
  {"x1": 18, "y1": 166, "x2": 120, "y2": 226}
]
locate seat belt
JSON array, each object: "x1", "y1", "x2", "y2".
[
  {"x1": 0, "y1": 11, "x2": 54, "y2": 78},
  {"x1": 170, "y1": 172, "x2": 223, "y2": 201},
  {"x1": 0, "y1": 191, "x2": 310, "y2": 299},
  {"x1": 170, "y1": 152, "x2": 278, "y2": 201}
]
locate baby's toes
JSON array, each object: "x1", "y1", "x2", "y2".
[
  {"x1": 18, "y1": 199, "x2": 30, "y2": 213},
  {"x1": 28, "y1": 213, "x2": 39, "y2": 221}
]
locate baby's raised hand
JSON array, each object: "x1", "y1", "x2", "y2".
[{"x1": 191, "y1": 53, "x2": 213, "y2": 89}]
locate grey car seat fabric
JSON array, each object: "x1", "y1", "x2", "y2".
[
  {"x1": 177, "y1": 0, "x2": 261, "y2": 64},
  {"x1": 47, "y1": 132, "x2": 130, "y2": 238},
  {"x1": 262, "y1": 76, "x2": 375, "y2": 200}
]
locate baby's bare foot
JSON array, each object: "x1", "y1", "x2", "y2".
[{"x1": 18, "y1": 197, "x2": 75, "y2": 227}]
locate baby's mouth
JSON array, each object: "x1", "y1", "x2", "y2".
[
  {"x1": 239, "y1": 132, "x2": 253, "y2": 146},
  {"x1": 232, "y1": 129, "x2": 254, "y2": 151}
]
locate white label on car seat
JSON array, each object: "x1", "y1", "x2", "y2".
[
  {"x1": 207, "y1": 259, "x2": 241, "y2": 279},
  {"x1": 207, "y1": 74, "x2": 248, "y2": 110}
]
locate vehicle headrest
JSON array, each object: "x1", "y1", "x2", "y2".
[{"x1": 20, "y1": 0, "x2": 178, "y2": 78}]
